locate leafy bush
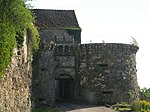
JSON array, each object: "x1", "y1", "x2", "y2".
[{"x1": 131, "y1": 100, "x2": 150, "y2": 112}]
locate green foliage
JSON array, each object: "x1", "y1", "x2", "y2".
[
  {"x1": 113, "y1": 102, "x2": 131, "y2": 107},
  {"x1": 0, "y1": 20, "x2": 16, "y2": 77},
  {"x1": 32, "y1": 107, "x2": 58, "y2": 112},
  {"x1": 113, "y1": 101, "x2": 150, "y2": 112},
  {"x1": 140, "y1": 88, "x2": 150, "y2": 101},
  {"x1": 15, "y1": 29, "x2": 26, "y2": 48},
  {"x1": 112, "y1": 102, "x2": 132, "y2": 112},
  {"x1": 28, "y1": 23, "x2": 40, "y2": 54},
  {"x1": 0, "y1": 0, "x2": 33, "y2": 31},
  {"x1": 131, "y1": 100, "x2": 150, "y2": 112},
  {"x1": 0, "y1": 0, "x2": 37, "y2": 77}
]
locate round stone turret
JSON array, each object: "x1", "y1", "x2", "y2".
[{"x1": 79, "y1": 43, "x2": 139, "y2": 104}]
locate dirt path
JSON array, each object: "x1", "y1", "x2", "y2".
[
  {"x1": 57, "y1": 102, "x2": 117, "y2": 112},
  {"x1": 65, "y1": 106, "x2": 117, "y2": 112}
]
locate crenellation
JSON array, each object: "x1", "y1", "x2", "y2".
[{"x1": 79, "y1": 43, "x2": 139, "y2": 54}]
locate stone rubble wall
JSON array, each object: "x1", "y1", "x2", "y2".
[
  {"x1": 78, "y1": 43, "x2": 139, "y2": 104},
  {"x1": 55, "y1": 44, "x2": 76, "y2": 78},
  {"x1": 0, "y1": 34, "x2": 32, "y2": 112},
  {"x1": 32, "y1": 29, "x2": 77, "y2": 107},
  {"x1": 32, "y1": 42, "x2": 56, "y2": 107}
]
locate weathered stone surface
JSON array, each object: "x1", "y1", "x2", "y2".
[
  {"x1": 32, "y1": 9, "x2": 139, "y2": 107},
  {"x1": 0, "y1": 35, "x2": 32, "y2": 112},
  {"x1": 32, "y1": 28, "x2": 79, "y2": 107},
  {"x1": 32, "y1": 41, "x2": 56, "y2": 107},
  {"x1": 79, "y1": 43, "x2": 139, "y2": 104},
  {"x1": 32, "y1": 29, "x2": 139, "y2": 106}
]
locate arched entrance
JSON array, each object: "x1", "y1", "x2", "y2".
[{"x1": 55, "y1": 74, "x2": 74, "y2": 100}]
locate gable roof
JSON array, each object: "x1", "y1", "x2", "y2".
[{"x1": 32, "y1": 9, "x2": 81, "y2": 30}]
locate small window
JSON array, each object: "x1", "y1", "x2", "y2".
[
  {"x1": 98, "y1": 64, "x2": 108, "y2": 67},
  {"x1": 102, "y1": 91, "x2": 113, "y2": 94},
  {"x1": 39, "y1": 98, "x2": 45, "y2": 102},
  {"x1": 97, "y1": 64, "x2": 108, "y2": 70},
  {"x1": 41, "y1": 68, "x2": 48, "y2": 71}
]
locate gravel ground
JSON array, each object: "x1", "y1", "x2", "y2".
[{"x1": 57, "y1": 102, "x2": 118, "y2": 112}]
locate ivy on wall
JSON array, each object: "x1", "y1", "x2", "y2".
[
  {"x1": 0, "y1": 0, "x2": 39, "y2": 77},
  {"x1": 28, "y1": 23, "x2": 40, "y2": 54}
]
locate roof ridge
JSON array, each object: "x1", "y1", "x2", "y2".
[{"x1": 32, "y1": 9, "x2": 74, "y2": 11}]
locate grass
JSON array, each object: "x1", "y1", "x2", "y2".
[
  {"x1": 32, "y1": 107, "x2": 58, "y2": 112},
  {"x1": 114, "y1": 107, "x2": 132, "y2": 111},
  {"x1": 112, "y1": 102, "x2": 132, "y2": 112}
]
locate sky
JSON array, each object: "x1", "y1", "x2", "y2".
[{"x1": 29, "y1": 0, "x2": 150, "y2": 88}]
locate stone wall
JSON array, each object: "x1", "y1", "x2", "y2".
[
  {"x1": 0, "y1": 34, "x2": 32, "y2": 112},
  {"x1": 38, "y1": 29, "x2": 75, "y2": 45},
  {"x1": 55, "y1": 44, "x2": 76, "y2": 79},
  {"x1": 32, "y1": 41, "x2": 56, "y2": 107},
  {"x1": 78, "y1": 43, "x2": 139, "y2": 104},
  {"x1": 33, "y1": 27, "x2": 139, "y2": 106},
  {"x1": 32, "y1": 29, "x2": 79, "y2": 107}
]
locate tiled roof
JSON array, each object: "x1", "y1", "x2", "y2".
[{"x1": 32, "y1": 9, "x2": 81, "y2": 30}]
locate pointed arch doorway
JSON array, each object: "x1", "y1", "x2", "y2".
[{"x1": 55, "y1": 74, "x2": 74, "y2": 100}]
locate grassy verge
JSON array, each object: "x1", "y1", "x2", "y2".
[
  {"x1": 113, "y1": 107, "x2": 132, "y2": 111},
  {"x1": 112, "y1": 100, "x2": 150, "y2": 112},
  {"x1": 112, "y1": 102, "x2": 132, "y2": 112},
  {"x1": 131, "y1": 100, "x2": 150, "y2": 112}
]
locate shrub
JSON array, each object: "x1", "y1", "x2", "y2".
[{"x1": 131, "y1": 100, "x2": 150, "y2": 112}]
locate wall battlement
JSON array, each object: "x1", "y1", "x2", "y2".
[
  {"x1": 78, "y1": 43, "x2": 139, "y2": 104},
  {"x1": 54, "y1": 43, "x2": 139, "y2": 56},
  {"x1": 80, "y1": 43, "x2": 139, "y2": 53}
]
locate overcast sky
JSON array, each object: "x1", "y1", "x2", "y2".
[{"x1": 29, "y1": 0, "x2": 150, "y2": 88}]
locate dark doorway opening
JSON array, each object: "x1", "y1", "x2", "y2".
[{"x1": 55, "y1": 74, "x2": 74, "y2": 101}]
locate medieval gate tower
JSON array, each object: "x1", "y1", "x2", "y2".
[{"x1": 32, "y1": 9, "x2": 139, "y2": 106}]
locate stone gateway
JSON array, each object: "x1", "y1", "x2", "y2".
[{"x1": 32, "y1": 9, "x2": 139, "y2": 107}]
